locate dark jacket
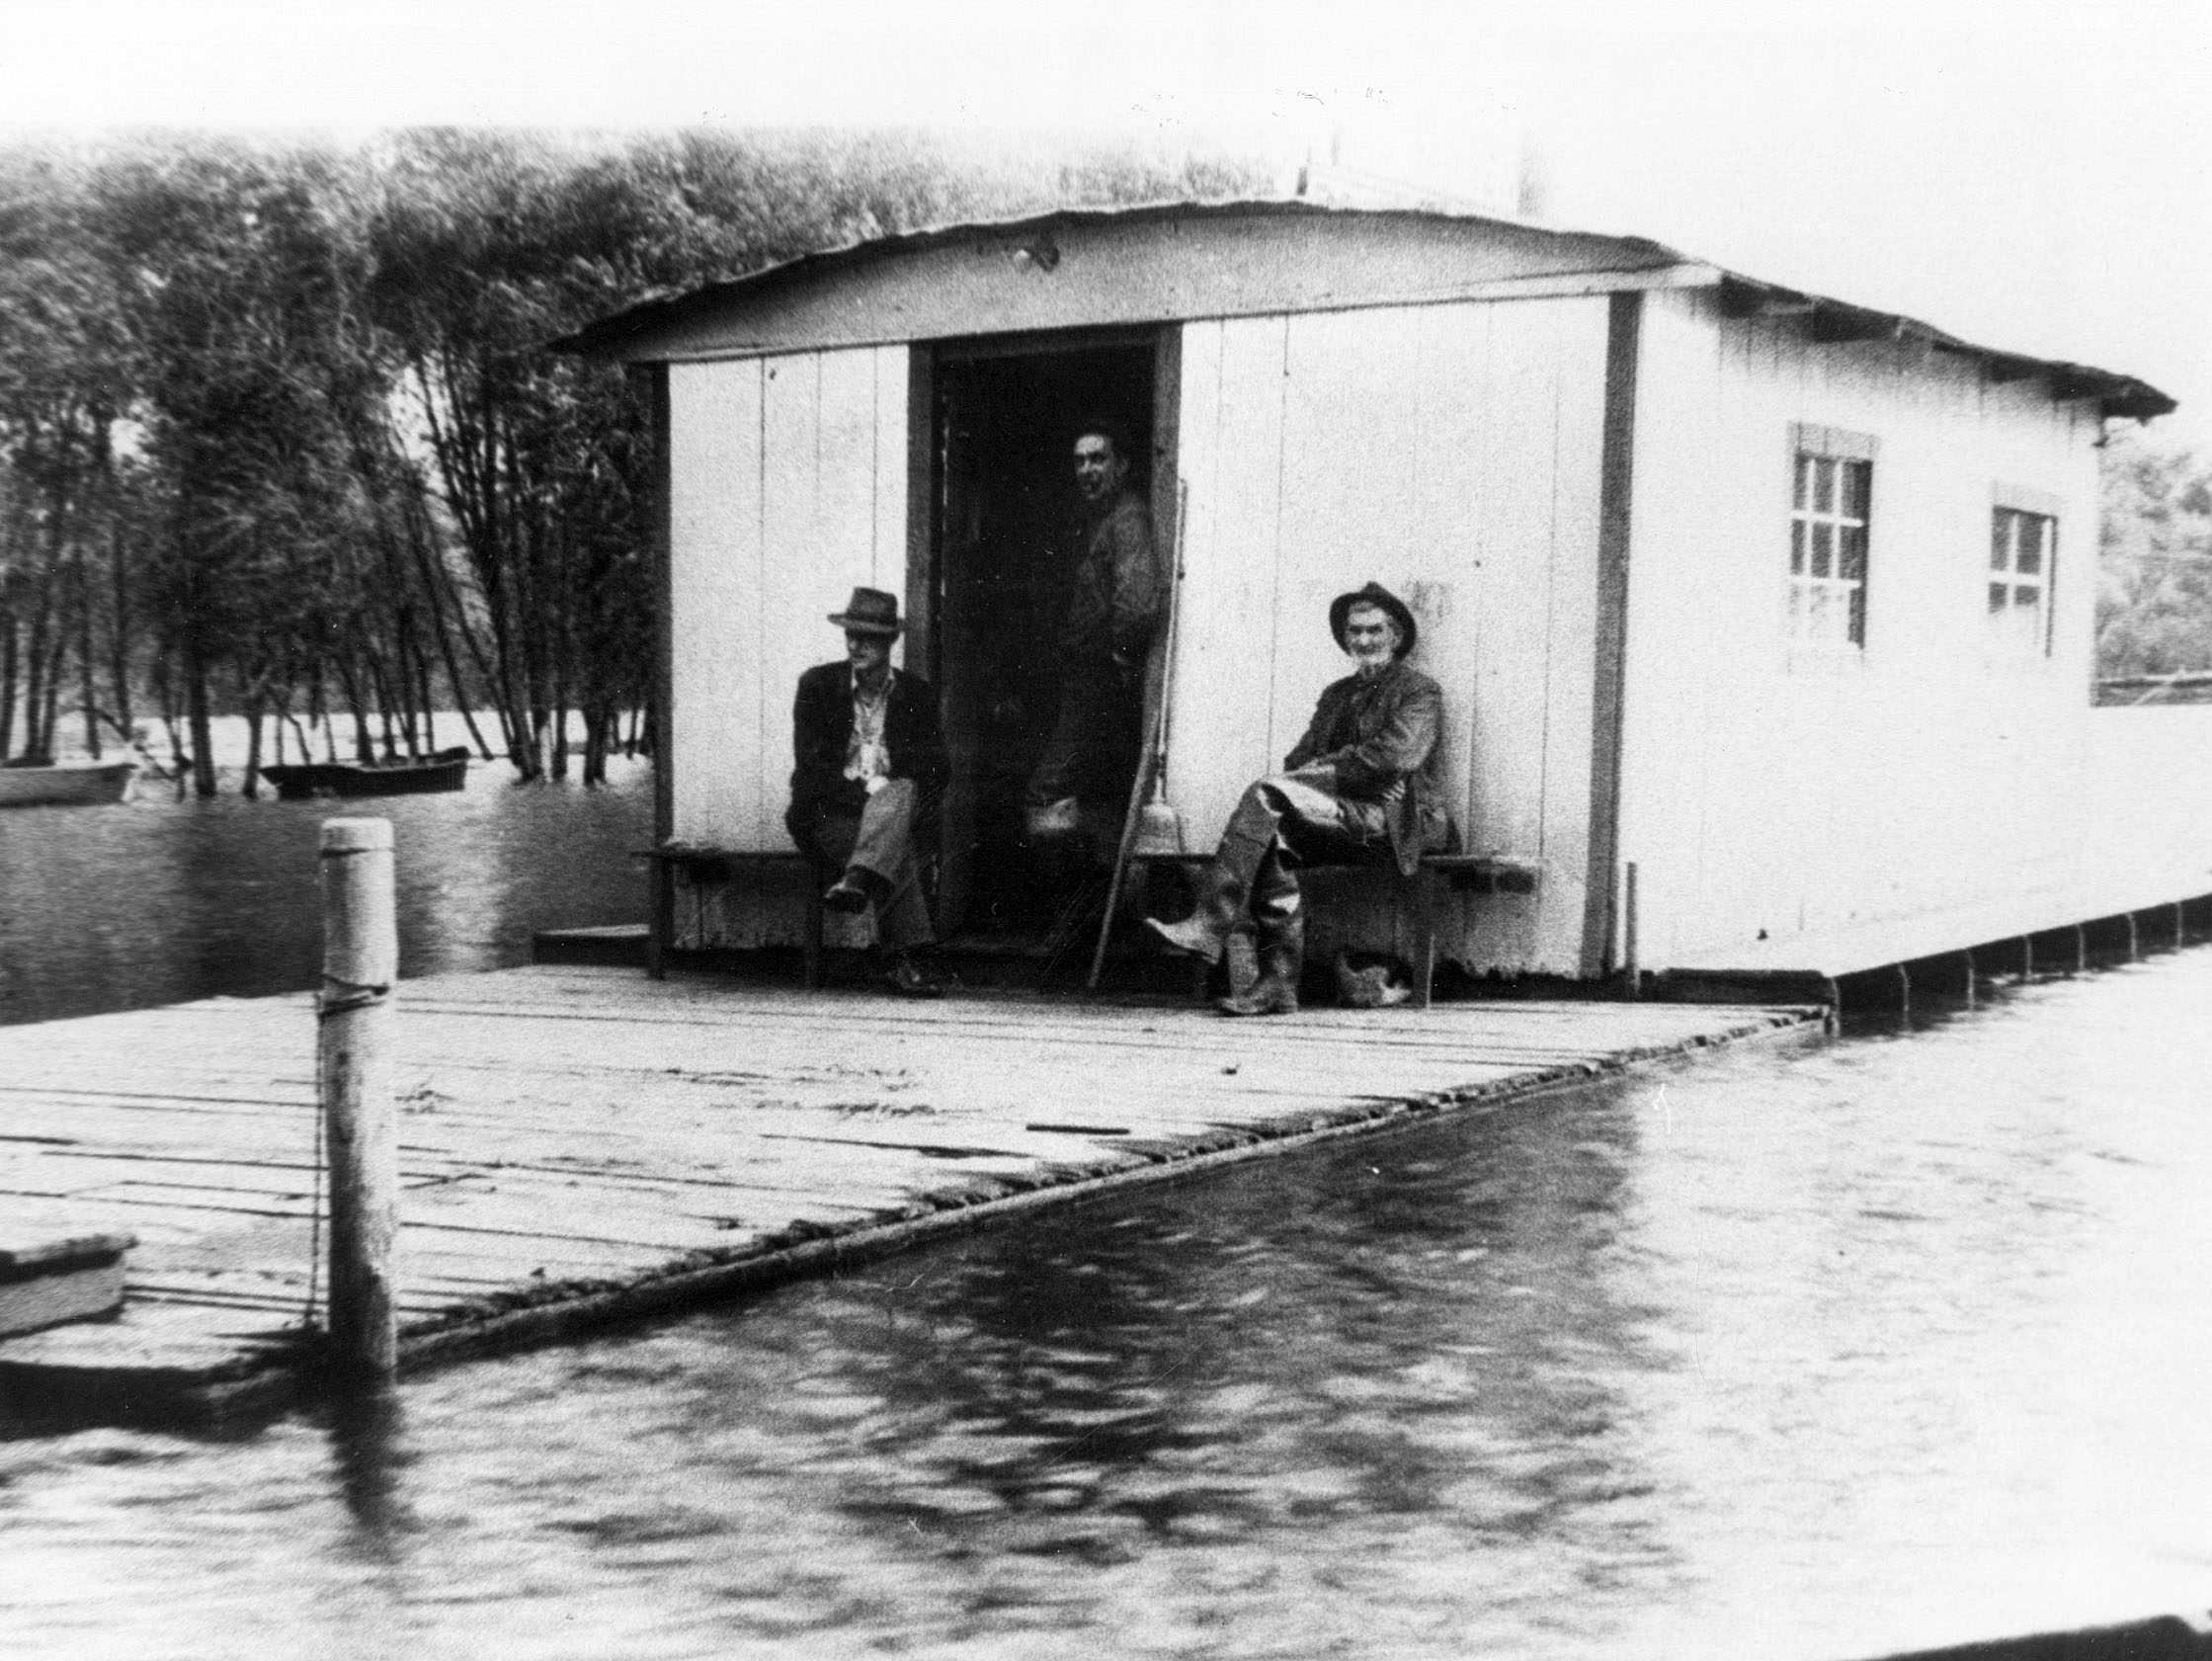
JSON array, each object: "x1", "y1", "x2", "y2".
[
  {"x1": 785, "y1": 661, "x2": 948, "y2": 848},
  {"x1": 1283, "y1": 658, "x2": 1451, "y2": 875},
  {"x1": 1058, "y1": 489, "x2": 1163, "y2": 664}
]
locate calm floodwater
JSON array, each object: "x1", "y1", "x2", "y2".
[
  {"x1": 0, "y1": 754, "x2": 654, "y2": 1027},
  {"x1": 4, "y1": 773, "x2": 2211, "y2": 1660}
]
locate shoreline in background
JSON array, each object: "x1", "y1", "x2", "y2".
[{"x1": 55, "y1": 708, "x2": 637, "y2": 781}]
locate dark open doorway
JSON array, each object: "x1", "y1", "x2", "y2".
[{"x1": 926, "y1": 331, "x2": 1170, "y2": 945}]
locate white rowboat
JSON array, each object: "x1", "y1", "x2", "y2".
[{"x1": 0, "y1": 762, "x2": 137, "y2": 807}]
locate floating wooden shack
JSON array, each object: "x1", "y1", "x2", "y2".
[{"x1": 557, "y1": 200, "x2": 2206, "y2": 989}]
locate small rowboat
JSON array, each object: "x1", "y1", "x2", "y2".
[
  {"x1": 0, "y1": 761, "x2": 137, "y2": 808},
  {"x1": 258, "y1": 746, "x2": 472, "y2": 800}
]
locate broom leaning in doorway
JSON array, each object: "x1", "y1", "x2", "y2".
[{"x1": 1088, "y1": 482, "x2": 1188, "y2": 990}]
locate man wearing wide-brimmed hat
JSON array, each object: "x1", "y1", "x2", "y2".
[
  {"x1": 786, "y1": 587, "x2": 950, "y2": 997},
  {"x1": 1145, "y1": 582, "x2": 1449, "y2": 1016}
]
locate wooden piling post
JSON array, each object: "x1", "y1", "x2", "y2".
[{"x1": 320, "y1": 818, "x2": 398, "y2": 1383}]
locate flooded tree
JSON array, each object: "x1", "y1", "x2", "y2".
[
  {"x1": 0, "y1": 126, "x2": 1269, "y2": 788},
  {"x1": 0, "y1": 143, "x2": 137, "y2": 766}
]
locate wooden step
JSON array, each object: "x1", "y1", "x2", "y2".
[{"x1": 0, "y1": 1227, "x2": 135, "y2": 1337}]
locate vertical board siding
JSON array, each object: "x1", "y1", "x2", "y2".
[
  {"x1": 666, "y1": 346, "x2": 908, "y2": 946},
  {"x1": 1171, "y1": 297, "x2": 1611, "y2": 976},
  {"x1": 1171, "y1": 316, "x2": 1294, "y2": 845},
  {"x1": 1620, "y1": 288, "x2": 2104, "y2": 972},
  {"x1": 872, "y1": 347, "x2": 908, "y2": 593},
  {"x1": 1513, "y1": 302, "x2": 1607, "y2": 970},
  {"x1": 758, "y1": 351, "x2": 824, "y2": 861},
  {"x1": 668, "y1": 360, "x2": 764, "y2": 847}
]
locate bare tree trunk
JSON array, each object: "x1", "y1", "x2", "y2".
[
  {"x1": 308, "y1": 676, "x2": 339, "y2": 763},
  {"x1": 0, "y1": 607, "x2": 17, "y2": 760},
  {"x1": 40, "y1": 633, "x2": 65, "y2": 759},
  {"x1": 333, "y1": 655, "x2": 375, "y2": 762},
  {"x1": 77, "y1": 544, "x2": 101, "y2": 758},
  {"x1": 186, "y1": 651, "x2": 217, "y2": 798},
  {"x1": 108, "y1": 515, "x2": 133, "y2": 742},
  {"x1": 152, "y1": 651, "x2": 190, "y2": 787},
  {"x1": 582, "y1": 705, "x2": 609, "y2": 786},
  {"x1": 22, "y1": 593, "x2": 50, "y2": 761},
  {"x1": 416, "y1": 651, "x2": 438, "y2": 752},
  {"x1": 549, "y1": 638, "x2": 570, "y2": 782},
  {"x1": 403, "y1": 485, "x2": 498, "y2": 760},
  {"x1": 242, "y1": 697, "x2": 264, "y2": 799}
]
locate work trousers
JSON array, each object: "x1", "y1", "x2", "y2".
[
  {"x1": 808, "y1": 778, "x2": 934, "y2": 951},
  {"x1": 1025, "y1": 653, "x2": 1144, "y2": 811},
  {"x1": 1202, "y1": 773, "x2": 1396, "y2": 975}
]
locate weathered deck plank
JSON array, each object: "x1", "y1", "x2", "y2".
[{"x1": 0, "y1": 965, "x2": 1819, "y2": 1425}]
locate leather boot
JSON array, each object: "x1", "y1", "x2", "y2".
[
  {"x1": 1218, "y1": 898, "x2": 1302, "y2": 1016},
  {"x1": 1214, "y1": 970, "x2": 1298, "y2": 1017}
]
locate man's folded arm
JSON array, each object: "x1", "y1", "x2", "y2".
[{"x1": 1326, "y1": 681, "x2": 1441, "y2": 795}]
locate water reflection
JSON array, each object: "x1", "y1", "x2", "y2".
[{"x1": 326, "y1": 1387, "x2": 416, "y2": 1558}]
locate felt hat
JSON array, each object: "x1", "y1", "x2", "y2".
[
  {"x1": 1329, "y1": 582, "x2": 1417, "y2": 658},
  {"x1": 828, "y1": 587, "x2": 905, "y2": 636}
]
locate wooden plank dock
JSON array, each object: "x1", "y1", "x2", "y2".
[{"x1": 0, "y1": 966, "x2": 1820, "y2": 1426}]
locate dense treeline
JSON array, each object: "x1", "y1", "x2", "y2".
[
  {"x1": 0, "y1": 127, "x2": 1266, "y2": 789},
  {"x1": 2098, "y1": 430, "x2": 2212, "y2": 682}
]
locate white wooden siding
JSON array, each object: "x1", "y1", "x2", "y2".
[
  {"x1": 1619, "y1": 288, "x2": 2105, "y2": 974},
  {"x1": 667, "y1": 359, "x2": 763, "y2": 847},
  {"x1": 1171, "y1": 296, "x2": 1612, "y2": 977},
  {"x1": 667, "y1": 346, "x2": 907, "y2": 945}
]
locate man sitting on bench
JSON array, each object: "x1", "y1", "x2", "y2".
[
  {"x1": 1146, "y1": 582, "x2": 1448, "y2": 1016},
  {"x1": 787, "y1": 588, "x2": 949, "y2": 997}
]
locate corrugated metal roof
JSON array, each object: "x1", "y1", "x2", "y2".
[{"x1": 552, "y1": 198, "x2": 2173, "y2": 421}]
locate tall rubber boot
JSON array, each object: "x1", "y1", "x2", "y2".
[
  {"x1": 1144, "y1": 860, "x2": 1242, "y2": 964},
  {"x1": 1217, "y1": 882, "x2": 1301, "y2": 1017},
  {"x1": 1145, "y1": 821, "x2": 1270, "y2": 966}
]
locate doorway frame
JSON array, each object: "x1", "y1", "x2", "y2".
[{"x1": 911, "y1": 322, "x2": 1183, "y2": 939}]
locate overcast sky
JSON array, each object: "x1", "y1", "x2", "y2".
[{"x1": 6, "y1": 0, "x2": 2207, "y2": 449}]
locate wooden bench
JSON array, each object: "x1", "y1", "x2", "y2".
[
  {"x1": 633, "y1": 845, "x2": 825, "y2": 988},
  {"x1": 1131, "y1": 851, "x2": 1539, "y2": 1009}
]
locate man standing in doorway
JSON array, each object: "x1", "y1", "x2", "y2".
[
  {"x1": 787, "y1": 588, "x2": 950, "y2": 997},
  {"x1": 1024, "y1": 418, "x2": 1164, "y2": 847},
  {"x1": 1145, "y1": 582, "x2": 1449, "y2": 1016}
]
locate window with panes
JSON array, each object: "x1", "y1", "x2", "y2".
[
  {"x1": 1788, "y1": 430, "x2": 1873, "y2": 648},
  {"x1": 1988, "y1": 504, "x2": 2056, "y2": 657}
]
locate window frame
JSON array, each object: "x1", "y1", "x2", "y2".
[
  {"x1": 1786, "y1": 423, "x2": 1877, "y2": 655},
  {"x1": 1988, "y1": 482, "x2": 2062, "y2": 662}
]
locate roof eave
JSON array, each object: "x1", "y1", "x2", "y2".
[
  {"x1": 545, "y1": 197, "x2": 1690, "y2": 360},
  {"x1": 547, "y1": 203, "x2": 2176, "y2": 424},
  {"x1": 1715, "y1": 274, "x2": 2174, "y2": 423}
]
